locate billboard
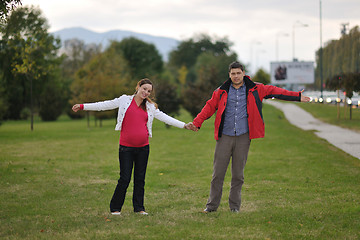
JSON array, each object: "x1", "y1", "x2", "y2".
[{"x1": 270, "y1": 61, "x2": 315, "y2": 84}]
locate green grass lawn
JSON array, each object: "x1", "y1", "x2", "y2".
[
  {"x1": 297, "y1": 102, "x2": 360, "y2": 132},
  {"x1": 1, "y1": 105, "x2": 359, "y2": 239}
]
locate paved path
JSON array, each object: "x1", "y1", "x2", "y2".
[{"x1": 265, "y1": 100, "x2": 360, "y2": 159}]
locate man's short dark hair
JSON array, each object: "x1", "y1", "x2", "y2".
[{"x1": 229, "y1": 61, "x2": 244, "y2": 72}]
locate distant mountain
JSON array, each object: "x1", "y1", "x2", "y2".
[{"x1": 52, "y1": 27, "x2": 179, "y2": 61}]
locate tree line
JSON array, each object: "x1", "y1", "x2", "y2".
[
  {"x1": 0, "y1": 6, "x2": 271, "y2": 127},
  {"x1": 315, "y1": 26, "x2": 360, "y2": 99}
]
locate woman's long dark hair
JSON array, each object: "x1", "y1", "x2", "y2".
[{"x1": 135, "y1": 78, "x2": 158, "y2": 111}]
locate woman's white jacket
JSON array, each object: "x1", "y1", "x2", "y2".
[{"x1": 83, "y1": 95, "x2": 185, "y2": 137}]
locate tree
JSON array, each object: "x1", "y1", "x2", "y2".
[
  {"x1": 39, "y1": 79, "x2": 64, "y2": 121},
  {"x1": 111, "y1": 37, "x2": 163, "y2": 80},
  {"x1": 0, "y1": 0, "x2": 22, "y2": 22},
  {"x1": 169, "y1": 33, "x2": 234, "y2": 70},
  {"x1": 155, "y1": 81, "x2": 181, "y2": 127},
  {"x1": 60, "y1": 38, "x2": 102, "y2": 119},
  {"x1": 252, "y1": 68, "x2": 270, "y2": 85},
  {"x1": 177, "y1": 65, "x2": 188, "y2": 86},
  {"x1": 327, "y1": 73, "x2": 360, "y2": 99},
  {"x1": 154, "y1": 69, "x2": 181, "y2": 115},
  {"x1": 168, "y1": 34, "x2": 236, "y2": 83},
  {"x1": 13, "y1": 33, "x2": 65, "y2": 124},
  {"x1": 327, "y1": 73, "x2": 360, "y2": 120},
  {"x1": 70, "y1": 43, "x2": 132, "y2": 127},
  {"x1": 182, "y1": 52, "x2": 238, "y2": 117},
  {"x1": 315, "y1": 26, "x2": 360, "y2": 88},
  {"x1": 61, "y1": 38, "x2": 102, "y2": 78},
  {"x1": 318, "y1": 26, "x2": 360, "y2": 120},
  {"x1": 149, "y1": 69, "x2": 182, "y2": 126},
  {"x1": 0, "y1": 6, "x2": 63, "y2": 124}
]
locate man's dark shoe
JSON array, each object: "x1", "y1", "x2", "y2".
[{"x1": 203, "y1": 208, "x2": 216, "y2": 213}]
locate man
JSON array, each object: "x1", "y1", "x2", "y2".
[{"x1": 190, "y1": 61, "x2": 310, "y2": 213}]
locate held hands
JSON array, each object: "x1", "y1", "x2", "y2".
[{"x1": 184, "y1": 122, "x2": 198, "y2": 132}]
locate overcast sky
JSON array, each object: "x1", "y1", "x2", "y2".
[{"x1": 23, "y1": 0, "x2": 360, "y2": 74}]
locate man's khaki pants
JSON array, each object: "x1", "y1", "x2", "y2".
[{"x1": 206, "y1": 133, "x2": 251, "y2": 211}]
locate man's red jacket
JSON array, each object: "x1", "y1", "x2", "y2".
[{"x1": 193, "y1": 76, "x2": 301, "y2": 140}]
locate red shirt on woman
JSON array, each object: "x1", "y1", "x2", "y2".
[{"x1": 120, "y1": 99, "x2": 149, "y2": 147}]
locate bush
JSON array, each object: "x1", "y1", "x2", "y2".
[
  {"x1": 20, "y1": 107, "x2": 31, "y2": 120},
  {"x1": 39, "y1": 83, "x2": 64, "y2": 121},
  {"x1": 156, "y1": 81, "x2": 181, "y2": 116}
]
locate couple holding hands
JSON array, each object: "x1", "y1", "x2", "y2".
[{"x1": 72, "y1": 61, "x2": 310, "y2": 215}]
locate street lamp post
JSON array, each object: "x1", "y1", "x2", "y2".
[
  {"x1": 276, "y1": 32, "x2": 289, "y2": 61},
  {"x1": 319, "y1": 0, "x2": 324, "y2": 99},
  {"x1": 292, "y1": 21, "x2": 308, "y2": 61}
]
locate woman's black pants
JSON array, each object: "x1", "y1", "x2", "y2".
[{"x1": 110, "y1": 145, "x2": 149, "y2": 212}]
